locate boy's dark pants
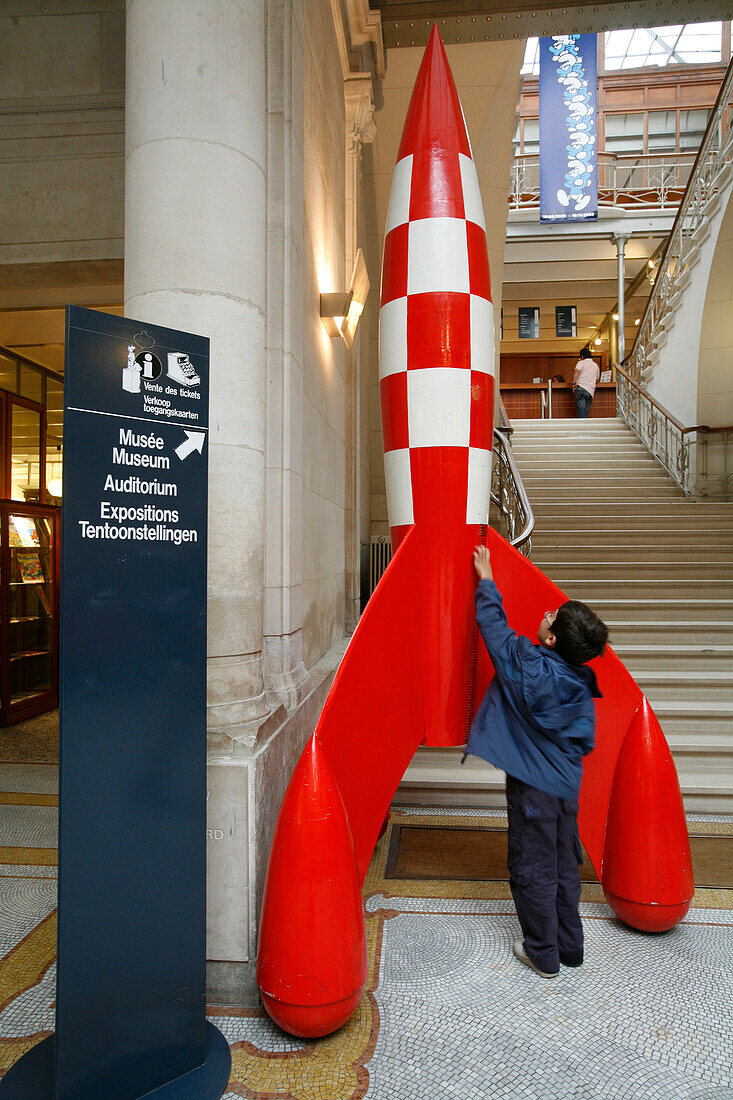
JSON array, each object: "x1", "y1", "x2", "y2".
[{"x1": 506, "y1": 775, "x2": 584, "y2": 974}]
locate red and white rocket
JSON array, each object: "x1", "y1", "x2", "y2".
[{"x1": 256, "y1": 27, "x2": 694, "y2": 1039}]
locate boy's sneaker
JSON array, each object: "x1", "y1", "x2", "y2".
[
  {"x1": 513, "y1": 939, "x2": 558, "y2": 979},
  {"x1": 167, "y1": 352, "x2": 200, "y2": 386}
]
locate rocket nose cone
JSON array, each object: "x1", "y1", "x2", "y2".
[{"x1": 397, "y1": 24, "x2": 472, "y2": 160}]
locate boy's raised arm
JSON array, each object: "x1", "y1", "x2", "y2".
[{"x1": 473, "y1": 546, "x2": 535, "y2": 676}]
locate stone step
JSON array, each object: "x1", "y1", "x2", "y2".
[
  {"x1": 612, "y1": 644, "x2": 733, "y2": 672},
  {"x1": 534, "y1": 547, "x2": 733, "y2": 563},
  {"x1": 517, "y1": 460, "x2": 663, "y2": 475},
  {"x1": 533, "y1": 515, "x2": 733, "y2": 532},
  {"x1": 549, "y1": 561, "x2": 733, "y2": 580},
  {"x1": 508, "y1": 444, "x2": 647, "y2": 457},
  {"x1": 546, "y1": 578, "x2": 732, "y2": 599},
  {"x1": 664, "y1": 732, "x2": 733, "y2": 756},
  {"x1": 396, "y1": 744, "x2": 733, "y2": 813},
  {"x1": 526, "y1": 490, "x2": 686, "y2": 503},
  {"x1": 512, "y1": 420, "x2": 630, "y2": 433},
  {"x1": 526, "y1": 485, "x2": 685, "y2": 499},
  {"x1": 585, "y1": 598, "x2": 733, "y2": 621},
  {"x1": 533, "y1": 530, "x2": 733, "y2": 546},
  {"x1": 523, "y1": 471, "x2": 674, "y2": 485},
  {"x1": 606, "y1": 621, "x2": 733, "y2": 645},
  {"x1": 532, "y1": 503, "x2": 733, "y2": 517},
  {"x1": 651, "y1": 700, "x2": 733, "y2": 736},
  {"x1": 628, "y1": 672, "x2": 732, "y2": 704}
]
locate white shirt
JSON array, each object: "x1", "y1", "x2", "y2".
[{"x1": 573, "y1": 358, "x2": 601, "y2": 397}]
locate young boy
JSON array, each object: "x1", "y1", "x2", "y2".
[{"x1": 466, "y1": 545, "x2": 608, "y2": 979}]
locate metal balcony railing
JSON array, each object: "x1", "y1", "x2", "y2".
[{"x1": 509, "y1": 151, "x2": 697, "y2": 212}]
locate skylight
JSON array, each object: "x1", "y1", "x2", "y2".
[
  {"x1": 520, "y1": 24, "x2": 725, "y2": 77},
  {"x1": 605, "y1": 23, "x2": 723, "y2": 69}
]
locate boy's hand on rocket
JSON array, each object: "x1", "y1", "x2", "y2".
[{"x1": 473, "y1": 545, "x2": 493, "y2": 581}]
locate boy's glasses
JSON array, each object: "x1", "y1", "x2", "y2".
[{"x1": 544, "y1": 610, "x2": 557, "y2": 628}]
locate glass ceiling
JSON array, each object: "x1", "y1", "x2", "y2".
[{"x1": 521, "y1": 23, "x2": 725, "y2": 75}]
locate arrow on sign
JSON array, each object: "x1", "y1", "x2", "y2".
[{"x1": 175, "y1": 431, "x2": 206, "y2": 461}]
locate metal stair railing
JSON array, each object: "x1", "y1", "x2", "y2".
[
  {"x1": 491, "y1": 399, "x2": 534, "y2": 554},
  {"x1": 616, "y1": 363, "x2": 733, "y2": 499},
  {"x1": 626, "y1": 57, "x2": 733, "y2": 385}
]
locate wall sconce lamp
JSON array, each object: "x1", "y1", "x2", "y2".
[{"x1": 320, "y1": 249, "x2": 370, "y2": 348}]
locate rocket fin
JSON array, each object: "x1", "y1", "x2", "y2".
[
  {"x1": 315, "y1": 525, "x2": 425, "y2": 884},
  {"x1": 601, "y1": 698, "x2": 694, "y2": 931}
]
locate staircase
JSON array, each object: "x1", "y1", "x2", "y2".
[
  {"x1": 397, "y1": 416, "x2": 733, "y2": 813},
  {"x1": 513, "y1": 417, "x2": 733, "y2": 813}
]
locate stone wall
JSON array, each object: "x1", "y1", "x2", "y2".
[
  {"x1": 301, "y1": 0, "x2": 349, "y2": 668},
  {"x1": 0, "y1": 0, "x2": 125, "y2": 267}
]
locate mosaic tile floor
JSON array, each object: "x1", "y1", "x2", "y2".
[{"x1": 1, "y1": 769, "x2": 732, "y2": 1099}]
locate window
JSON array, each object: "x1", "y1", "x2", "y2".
[
  {"x1": 604, "y1": 113, "x2": 644, "y2": 155},
  {"x1": 522, "y1": 37, "x2": 540, "y2": 76},
  {"x1": 647, "y1": 110, "x2": 677, "y2": 154},
  {"x1": 522, "y1": 118, "x2": 539, "y2": 156},
  {"x1": 679, "y1": 108, "x2": 711, "y2": 151}
]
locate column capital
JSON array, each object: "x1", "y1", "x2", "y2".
[
  {"x1": 611, "y1": 232, "x2": 631, "y2": 247},
  {"x1": 345, "y1": 74, "x2": 376, "y2": 151}
]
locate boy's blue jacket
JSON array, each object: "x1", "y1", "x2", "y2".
[{"x1": 465, "y1": 579, "x2": 601, "y2": 800}]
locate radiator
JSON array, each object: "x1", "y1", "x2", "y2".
[{"x1": 369, "y1": 536, "x2": 393, "y2": 594}]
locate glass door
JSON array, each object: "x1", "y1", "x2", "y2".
[{"x1": 1, "y1": 503, "x2": 59, "y2": 723}]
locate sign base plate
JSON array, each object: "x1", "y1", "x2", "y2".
[{"x1": 0, "y1": 1024, "x2": 231, "y2": 1099}]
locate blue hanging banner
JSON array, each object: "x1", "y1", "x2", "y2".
[{"x1": 540, "y1": 34, "x2": 598, "y2": 223}]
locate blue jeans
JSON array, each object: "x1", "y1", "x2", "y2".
[
  {"x1": 574, "y1": 386, "x2": 592, "y2": 418},
  {"x1": 506, "y1": 776, "x2": 584, "y2": 974}
]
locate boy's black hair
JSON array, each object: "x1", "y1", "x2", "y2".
[
  {"x1": 579, "y1": 345, "x2": 593, "y2": 359},
  {"x1": 551, "y1": 600, "x2": 608, "y2": 666}
]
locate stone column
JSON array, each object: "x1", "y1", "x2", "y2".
[
  {"x1": 125, "y1": 0, "x2": 278, "y2": 739},
  {"x1": 613, "y1": 232, "x2": 630, "y2": 363},
  {"x1": 124, "y1": 0, "x2": 280, "y2": 994},
  {"x1": 263, "y1": 0, "x2": 310, "y2": 711},
  {"x1": 344, "y1": 76, "x2": 375, "y2": 631}
]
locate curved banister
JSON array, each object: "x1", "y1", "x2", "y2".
[{"x1": 491, "y1": 426, "x2": 535, "y2": 553}]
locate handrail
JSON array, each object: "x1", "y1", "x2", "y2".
[
  {"x1": 625, "y1": 56, "x2": 733, "y2": 383},
  {"x1": 614, "y1": 363, "x2": 685, "y2": 433},
  {"x1": 491, "y1": 427, "x2": 535, "y2": 553},
  {"x1": 615, "y1": 364, "x2": 732, "y2": 498}
]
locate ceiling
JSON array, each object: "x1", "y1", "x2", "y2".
[{"x1": 372, "y1": 1, "x2": 733, "y2": 47}]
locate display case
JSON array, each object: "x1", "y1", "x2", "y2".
[{"x1": 1, "y1": 503, "x2": 60, "y2": 725}]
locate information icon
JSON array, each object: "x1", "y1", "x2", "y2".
[{"x1": 135, "y1": 351, "x2": 162, "y2": 381}]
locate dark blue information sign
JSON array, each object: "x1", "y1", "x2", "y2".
[
  {"x1": 1, "y1": 307, "x2": 230, "y2": 1099},
  {"x1": 555, "y1": 305, "x2": 578, "y2": 338},
  {"x1": 518, "y1": 306, "x2": 541, "y2": 340},
  {"x1": 540, "y1": 34, "x2": 598, "y2": 223}
]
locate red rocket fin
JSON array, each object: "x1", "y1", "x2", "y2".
[
  {"x1": 315, "y1": 525, "x2": 425, "y2": 884},
  {"x1": 601, "y1": 698, "x2": 694, "y2": 931},
  {"x1": 484, "y1": 530, "x2": 672, "y2": 878},
  {"x1": 256, "y1": 736, "x2": 367, "y2": 1037}
]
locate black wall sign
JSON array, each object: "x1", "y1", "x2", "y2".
[
  {"x1": 555, "y1": 305, "x2": 578, "y2": 338},
  {"x1": 518, "y1": 306, "x2": 540, "y2": 339},
  {"x1": 1, "y1": 307, "x2": 230, "y2": 1098}
]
